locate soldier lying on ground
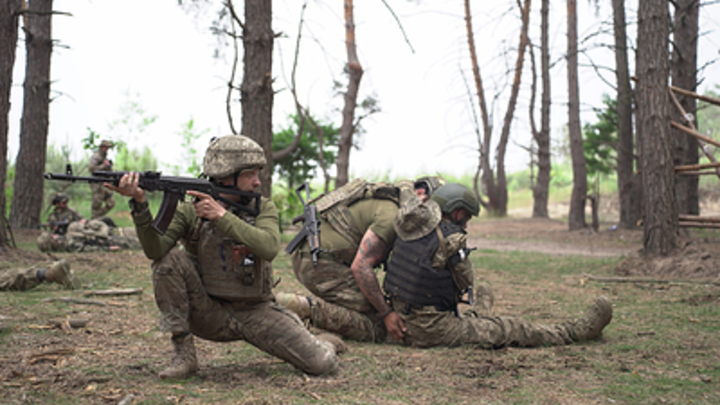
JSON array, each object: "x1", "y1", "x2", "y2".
[
  {"x1": 383, "y1": 183, "x2": 612, "y2": 348},
  {"x1": 106, "y1": 134, "x2": 344, "y2": 380},
  {"x1": 0, "y1": 259, "x2": 80, "y2": 291},
  {"x1": 36, "y1": 194, "x2": 138, "y2": 253},
  {"x1": 276, "y1": 176, "x2": 445, "y2": 343}
]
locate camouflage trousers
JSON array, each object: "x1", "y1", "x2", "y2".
[
  {"x1": 390, "y1": 297, "x2": 573, "y2": 348},
  {"x1": 292, "y1": 251, "x2": 387, "y2": 343},
  {"x1": 90, "y1": 184, "x2": 115, "y2": 219},
  {"x1": 152, "y1": 249, "x2": 338, "y2": 375},
  {"x1": 0, "y1": 265, "x2": 43, "y2": 291}
]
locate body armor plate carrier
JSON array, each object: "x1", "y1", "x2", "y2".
[{"x1": 384, "y1": 221, "x2": 464, "y2": 312}]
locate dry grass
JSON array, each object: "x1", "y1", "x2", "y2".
[{"x1": 1, "y1": 222, "x2": 719, "y2": 404}]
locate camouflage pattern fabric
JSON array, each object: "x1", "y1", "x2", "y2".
[
  {"x1": 393, "y1": 197, "x2": 441, "y2": 241},
  {"x1": 90, "y1": 183, "x2": 115, "y2": 219},
  {"x1": 47, "y1": 206, "x2": 84, "y2": 224},
  {"x1": 292, "y1": 251, "x2": 387, "y2": 343},
  {"x1": 0, "y1": 266, "x2": 42, "y2": 291},
  {"x1": 89, "y1": 149, "x2": 115, "y2": 219},
  {"x1": 202, "y1": 135, "x2": 266, "y2": 179},
  {"x1": 152, "y1": 249, "x2": 338, "y2": 375},
  {"x1": 37, "y1": 220, "x2": 135, "y2": 252},
  {"x1": 390, "y1": 297, "x2": 573, "y2": 348}
]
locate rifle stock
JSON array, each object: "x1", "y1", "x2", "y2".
[{"x1": 44, "y1": 164, "x2": 261, "y2": 235}]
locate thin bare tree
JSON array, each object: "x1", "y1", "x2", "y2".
[
  {"x1": 466, "y1": 0, "x2": 531, "y2": 217},
  {"x1": 566, "y1": 0, "x2": 588, "y2": 230},
  {"x1": 335, "y1": 0, "x2": 362, "y2": 188},
  {"x1": 529, "y1": 0, "x2": 551, "y2": 218}
]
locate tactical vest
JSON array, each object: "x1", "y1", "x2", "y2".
[
  {"x1": 384, "y1": 221, "x2": 465, "y2": 312},
  {"x1": 194, "y1": 206, "x2": 272, "y2": 302},
  {"x1": 310, "y1": 178, "x2": 400, "y2": 263}
]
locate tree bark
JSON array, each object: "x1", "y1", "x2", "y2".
[
  {"x1": 612, "y1": 0, "x2": 641, "y2": 229},
  {"x1": 532, "y1": 0, "x2": 551, "y2": 219},
  {"x1": 10, "y1": 0, "x2": 52, "y2": 229},
  {"x1": 0, "y1": 0, "x2": 23, "y2": 247},
  {"x1": 240, "y1": 0, "x2": 274, "y2": 197},
  {"x1": 335, "y1": 0, "x2": 363, "y2": 189},
  {"x1": 671, "y1": 0, "x2": 699, "y2": 215},
  {"x1": 637, "y1": 0, "x2": 678, "y2": 255},
  {"x1": 566, "y1": 0, "x2": 587, "y2": 230}
]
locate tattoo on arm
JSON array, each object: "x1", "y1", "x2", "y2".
[{"x1": 351, "y1": 230, "x2": 391, "y2": 315}]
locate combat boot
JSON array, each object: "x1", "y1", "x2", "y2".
[
  {"x1": 474, "y1": 282, "x2": 495, "y2": 317},
  {"x1": 316, "y1": 333, "x2": 348, "y2": 355},
  {"x1": 43, "y1": 260, "x2": 80, "y2": 289},
  {"x1": 566, "y1": 296, "x2": 613, "y2": 342},
  {"x1": 159, "y1": 333, "x2": 198, "y2": 379},
  {"x1": 275, "y1": 292, "x2": 312, "y2": 319}
]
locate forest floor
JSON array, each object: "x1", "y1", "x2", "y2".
[{"x1": 1, "y1": 193, "x2": 719, "y2": 404}]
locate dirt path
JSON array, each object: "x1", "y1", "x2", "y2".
[{"x1": 466, "y1": 217, "x2": 643, "y2": 258}]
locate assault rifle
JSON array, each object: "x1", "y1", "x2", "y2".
[
  {"x1": 41, "y1": 220, "x2": 70, "y2": 235},
  {"x1": 284, "y1": 182, "x2": 322, "y2": 266},
  {"x1": 44, "y1": 164, "x2": 261, "y2": 235}
]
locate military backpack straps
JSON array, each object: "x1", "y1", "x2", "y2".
[{"x1": 309, "y1": 178, "x2": 401, "y2": 254}]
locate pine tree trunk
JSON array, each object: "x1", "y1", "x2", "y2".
[
  {"x1": 637, "y1": 0, "x2": 678, "y2": 255},
  {"x1": 532, "y1": 0, "x2": 551, "y2": 219},
  {"x1": 671, "y1": 0, "x2": 699, "y2": 215},
  {"x1": 0, "y1": 0, "x2": 23, "y2": 247},
  {"x1": 241, "y1": 0, "x2": 274, "y2": 197},
  {"x1": 612, "y1": 0, "x2": 641, "y2": 229},
  {"x1": 567, "y1": 0, "x2": 587, "y2": 230},
  {"x1": 10, "y1": 0, "x2": 52, "y2": 229}
]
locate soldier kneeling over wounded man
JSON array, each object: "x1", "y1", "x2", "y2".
[{"x1": 382, "y1": 183, "x2": 612, "y2": 348}]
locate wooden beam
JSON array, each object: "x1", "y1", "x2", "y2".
[
  {"x1": 670, "y1": 121, "x2": 720, "y2": 149},
  {"x1": 671, "y1": 85, "x2": 720, "y2": 107}
]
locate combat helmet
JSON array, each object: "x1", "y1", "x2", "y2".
[
  {"x1": 51, "y1": 193, "x2": 69, "y2": 205},
  {"x1": 431, "y1": 183, "x2": 480, "y2": 217},
  {"x1": 414, "y1": 176, "x2": 446, "y2": 197},
  {"x1": 202, "y1": 135, "x2": 266, "y2": 179}
]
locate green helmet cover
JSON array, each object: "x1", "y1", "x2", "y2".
[{"x1": 430, "y1": 183, "x2": 480, "y2": 217}]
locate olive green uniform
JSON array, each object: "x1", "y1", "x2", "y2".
[
  {"x1": 132, "y1": 198, "x2": 338, "y2": 375},
  {"x1": 88, "y1": 149, "x2": 115, "y2": 218},
  {"x1": 292, "y1": 197, "x2": 398, "y2": 342}
]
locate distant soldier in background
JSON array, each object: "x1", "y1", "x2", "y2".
[
  {"x1": 89, "y1": 140, "x2": 116, "y2": 219},
  {"x1": 0, "y1": 259, "x2": 80, "y2": 291},
  {"x1": 44, "y1": 193, "x2": 83, "y2": 233},
  {"x1": 37, "y1": 194, "x2": 137, "y2": 253}
]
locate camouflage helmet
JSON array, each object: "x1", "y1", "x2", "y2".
[
  {"x1": 394, "y1": 198, "x2": 442, "y2": 241},
  {"x1": 99, "y1": 140, "x2": 114, "y2": 148},
  {"x1": 51, "y1": 193, "x2": 69, "y2": 205},
  {"x1": 414, "y1": 176, "x2": 446, "y2": 197},
  {"x1": 202, "y1": 135, "x2": 266, "y2": 179},
  {"x1": 431, "y1": 183, "x2": 480, "y2": 217}
]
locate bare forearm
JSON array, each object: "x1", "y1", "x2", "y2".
[{"x1": 351, "y1": 230, "x2": 392, "y2": 315}]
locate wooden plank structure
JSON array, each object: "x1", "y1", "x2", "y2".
[{"x1": 670, "y1": 86, "x2": 720, "y2": 229}]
